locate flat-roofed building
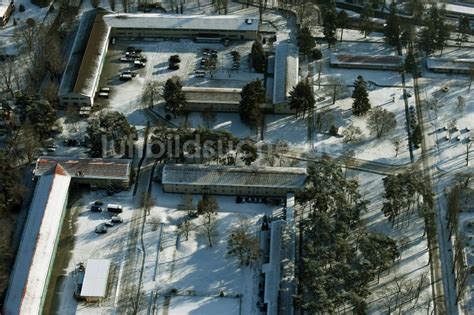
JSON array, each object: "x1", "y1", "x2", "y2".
[
  {"x1": 330, "y1": 53, "x2": 404, "y2": 71},
  {"x1": 3, "y1": 165, "x2": 71, "y2": 315},
  {"x1": 34, "y1": 156, "x2": 132, "y2": 189},
  {"x1": 58, "y1": 8, "x2": 111, "y2": 108},
  {"x1": 0, "y1": 1, "x2": 14, "y2": 26},
  {"x1": 105, "y1": 14, "x2": 259, "y2": 40},
  {"x1": 162, "y1": 164, "x2": 307, "y2": 197},
  {"x1": 426, "y1": 57, "x2": 474, "y2": 74},
  {"x1": 273, "y1": 42, "x2": 299, "y2": 114},
  {"x1": 80, "y1": 259, "x2": 111, "y2": 302}
]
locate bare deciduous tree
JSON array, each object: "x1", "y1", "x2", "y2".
[
  {"x1": 199, "y1": 214, "x2": 218, "y2": 247},
  {"x1": 325, "y1": 76, "x2": 347, "y2": 104},
  {"x1": 342, "y1": 124, "x2": 363, "y2": 143}
]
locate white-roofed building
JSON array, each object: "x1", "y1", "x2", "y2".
[
  {"x1": 80, "y1": 259, "x2": 111, "y2": 302},
  {"x1": 161, "y1": 164, "x2": 307, "y2": 197},
  {"x1": 426, "y1": 57, "x2": 474, "y2": 74},
  {"x1": 105, "y1": 14, "x2": 259, "y2": 40},
  {"x1": 273, "y1": 42, "x2": 299, "y2": 114},
  {"x1": 0, "y1": 1, "x2": 13, "y2": 26},
  {"x1": 3, "y1": 165, "x2": 71, "y2": 315},
  {"x1": 330, "y1": 53, "x2": 404, "y2": 71}
]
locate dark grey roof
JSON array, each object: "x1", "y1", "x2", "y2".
[{"x1": 162, "y1": 164, "x2": 307, "y2": 189}]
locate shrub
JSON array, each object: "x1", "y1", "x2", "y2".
[
  {"x1": 19, "y1": 4, "x2": 25, "y2": 12},
  {"x1": 329, "y1": 125, "x2": 338, "y2": 136},
  {"x1": 312, "y1": 49, "x2": 323, "y2": 60}
]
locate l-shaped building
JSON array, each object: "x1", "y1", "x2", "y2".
[{"x1": 58, "y1": 8, "x2": 259, "y2": 108}]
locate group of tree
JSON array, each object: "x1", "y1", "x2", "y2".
[
  {"x1": 227, "y1": 215, "x2": 259, "y2": 266},
  {"x1": 86, "y1": 111, "x2": 137, "y2": 157},
  {"x1": 384, "y1": 2, "x2": 401, "y2": 47},
  {"x1": 359, "y1": 3, "x2": 375, "y2": 38},
  {"x1": 0, "y1": 152, "x2": 25, "y2": 213},
  {"x1": 295, "y1": 156, "x2": 399, "y2": 313},
  {"x1": 150, "y1": 126, "x2": 258, "y2": 165},
  {"x1": 367, "y1": 107, "x2": 397, "y2": 138},
  {"x1": 299, "y1": 26, "x2": 316, "y2": 55},
  {"x1": 251, "y1": 40, "x2": 266, "y2": 73},
  {"x1": 322, "y1": 4, "x2": 349, "y2": 46},
  {"x1": 162, "y1": 76, "x2": 187, "y2": 118},
  {"x1": 457, "y1": 15, "x2": 471, "y2": 47},
  {"x1": 352, "y1": 75, "x2": 371, "y2": 116},
  {"x1": 381, "y1": 171, "x2": 433, "y2": 229},
  {"x1": 417, "y1": 5, "x2": 450, "y2": 55},
  {"x1": 288, "y1": 79, "x2": 315, "y2": 118},
  {"x1": 239, "y1": 79, "x2": 265, "y2": 137},
  {"x1": 411, "y1": 124, "x2": 423, "y2": 148}
]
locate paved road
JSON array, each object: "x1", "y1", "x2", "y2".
[
  {"x1": 260, "y1": 145, "x2": 414, "y2": 175},
  {"x1": 115, "y1": 162, "x2": 153, "y2": 314},
  {"x1": 414, "y1": 73, "x2": 458, "y2": 315}
]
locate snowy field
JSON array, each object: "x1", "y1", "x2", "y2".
[
  {"x1": 155, "y1": 295, "x2": 240, "y2": 315},
  {"x1": 49, "y1": 183, "x2": 279, "y2": 314}
]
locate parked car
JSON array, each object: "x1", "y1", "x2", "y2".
[
  {"x1": 126, "y1": 46, "x2": 136, "y2": 52},
  {"x1": 111, "y1": 215, "x2": 123, "y2": 223},
  {"x1": 104, "y1": 221, "x2": 114, "y2": 227},
  {"x1": 98, "y1": 92, "x2": 109, "y2": 98},
  {"x1": 95, "y1": 223, "x2": 108, "y2": 234},
  {"x1": 94, "y1": 200, "x2": 104, "y2": 206},
  {"x1": 195, "y1": 70, "x2": 205, "y2": 78},
  {"x1": 47, "y1": 146, "x2": 56, "y2": 152},
  {"x1": 169, "y1": 55, "x2": 181, "y2": 63},
  {"x1": 91, "y1": 205, "x2": 103, "y2": 212},
  {"x1": 168, "y1": 63, "x2": 180, "y2": 70},
  {"x1": 134, "y1": 60, "x2": 146, "y2": 68},
  {"x1": 120, "y1": 73, "x2": 133, "y2": 81},
  {"x1": 107, "y1": 204, "x2": 123, "y2": 213}
]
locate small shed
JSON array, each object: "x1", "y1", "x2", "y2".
[{"x1": 80, "y1": 259, "x2": 111, "y2": 302}]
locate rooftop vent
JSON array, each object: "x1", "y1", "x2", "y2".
[{"x1": 246, "y1": 18, "x2": 253, "y2": 25}]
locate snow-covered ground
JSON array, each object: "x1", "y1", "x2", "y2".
[
  {"x1": 50, "y1": 183, "x2": 279, "y2": 314},
  {"x1": 350, "y1": 170, "x2": 433, "y2": 313},
  {"x1": 0, "y1": 0, "x2": 56, "y2": 55}
]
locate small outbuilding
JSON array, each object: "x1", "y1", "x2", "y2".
[{"x1": 80, "y1": 259, "x2": 111, "y2": 302}]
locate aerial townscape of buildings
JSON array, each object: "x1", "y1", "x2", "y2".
[{"x1": 0, "y1": 0, "x2": 473, "y2": 314}]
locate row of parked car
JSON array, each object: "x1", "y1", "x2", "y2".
[{"x1": 90, "y1": 200, "x2": 124, "y2": 234}]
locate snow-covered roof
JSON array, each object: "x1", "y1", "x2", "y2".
[
  {"x1": 0, "y1": 3, "x2": 11, "y2": 17},
  {"x1": 182, "y1": 87, "x2": 242, "y2": 103},
  {"x1": 273, "y1": 42, "x2": 299, "y2": 104},
  {"x1": 73, "y1": 9, "x2": 111, "y2": 98},
  {"x1": 59, "y1": 9, "x2": 105, "y2": 97},
  {"x1": 4, "y1": 165, "x2": 71, "y2": 315},
  {"x1": 162, "y1": 164, "x2": 307, "y2": 189},
  {"x1": 34, "y1": 156, "x2": 132, "y2": 181},
  {"x1": 426, "y1": 57, "x2": 474, "y2": 71},
  {"x1": 443, "y1": 4, "x2": 474, "y2": 17},
  {"x1": 103, "y1": 14, "x2": 259, "y2": 32},
  {"x1": 80, "y1": 259, "x2": 111, "y2": 298},
  {"x1": 330, "y1": 53, "x2": 404, "y2": 67}
]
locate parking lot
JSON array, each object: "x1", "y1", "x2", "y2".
[{"x1": 96, "y1": 39, "x2": 264, "y2": 111}]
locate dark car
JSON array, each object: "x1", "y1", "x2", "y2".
[
  {"x1": 95, "y1": 223, "x2": 108, "y2": 234},
  {"x1": 168, "y1": 63, "x2": 180, "y2": 70},
  {"x1": 169, "y1": 55, "x2": 181, "y2": 63},
  {"x1": 94, "y1": 200, "x2": 104, "y2": 206},
  {"x1": 91, "y1": 205, "x2": 103, "y2": 212}
]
